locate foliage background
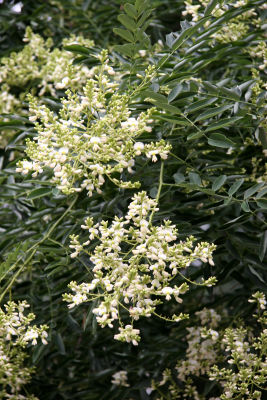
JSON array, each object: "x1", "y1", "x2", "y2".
[{"x1": 0, "y1": 0, "x2": 266, "y2": 399}]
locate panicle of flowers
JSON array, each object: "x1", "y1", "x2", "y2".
[
  {"x1": 16, "y1": 52, "x2": 171, "y2": 195},
  {"x1": 151, "y1": 294, "x2": 266, "y2": 400},
  {"x1": 0, "y1": 27, "x2": 94, "y2": 96},
  {"x1": 182, "y1": 1, "x2": 258, "y2": 43},
  {"x1": 177, "y1": 308, "x2": 221, "y2": 382},
  {"x1": 191, "y1": 296, "x2": 266, "y2": 400},
  {"x1": 63, "y1": 191, "x2": 216, "y2": 344},
  {"x1": 0, "y1": 301, "x2": 49, "y2": 399},
  {"x1": 0, "y1": 28, "x2": 95, "y2": 148},
  {"x1": 111, "y1": 370, "x2": 130, "y2": 387},
  {"x1": 209, "y1": 332, "x2": 266, "y2": 399}
]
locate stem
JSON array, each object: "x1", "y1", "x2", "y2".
[
  {"x1": 149, "y1": 161, "x2": 164, "y2": 225},
  {"x1": 176, "y1": 269, "x2": 209, "y2": 287},
  {"x1": 153, "y1": 311, "x2": 176, "y2": 323}
]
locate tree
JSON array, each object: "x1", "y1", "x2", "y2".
[{"x1": 0, "y1": 1, "x2": 266, "y2": 399}]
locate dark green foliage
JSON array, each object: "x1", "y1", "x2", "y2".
[{"x1": 0, "y1": 1, "x2": 266, "y2": 399}]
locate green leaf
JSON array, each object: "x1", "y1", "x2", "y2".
[
  {"x1": 228, "y1": 179, "x2": 244, "y2": 196},
  {"x1": 154, "y1": 114, "x2": 190, "y2": 125},
  {"x1": 259, "y1": 231, "x2": 267, "y2": 262},
  {"x1": 153, "y1": 103, "x2": 182, "y2": 114},
  {"x1": 202, "y1": 81, "x2": 218, "y2": 94},
  {"x1": 241, "y1": 200, "x2": 250, "y2": 212},
  {"x1": 0, "y1": 121, "x2": 26, "y2": 130},
  {"x1": 149, "y1": 186, "x2": 158, "y2": 198},
  {"x1": 113, "y1": 28, "x2": 134, "y2": 42},
  {"x1": 194, "y1": 104, "x2": 233, "y2": 121},
  {"x1": 157, "y1": 54, "x2": 169, "y2": 68},
  {"x1": 168, "y1": 84, "x2": 182, "y2": 103},
  {"x1": 32, "y1": 344, "x2": 47, "y2": 364},
  {"x1": 222, "y1": 215, "x2": 247, "y2": 227},
  {"x1": 136, "y1": 9, "x2": 152, "y2": 29},
  {"x1": 173, "y1": 172, "x2": 185, "y2": 184},
  {"x1": 219, "y1": 86, "x2": 241, "y2": 101},
  {"x1": 187, "y1": 132, "x2": 204, "y2": 140},
  {"x1": 135, "y1": 0, "x2": 149, "y2": 14},
  {"x1": 172, "y1": 16, "x2": 210, "y2": 51},
  {"x1": 189, "y1": 172, "x2": 201, "y2": 186},
  {"x1": 205, "y1": 116, "x2": 242, "y2": 132},
  {"x1": 185, "y1": 39, "x2": 210, "y2": 55},
  {"x1": 186, "y1": 97, "x2": 217, "y2": 113},
  {"x1": 114, "y1": 43, "x2": 136, "y2": 57},
  {"x1": 208, "y1": 133, "x2": 235, "y2": 148},
  {"x1": 248, "y1": 265, "x2": 265, "y2": 283},
  {"x1": 56, "y1": 333, "x2": 66, "y2": 355},
  {"x1": 142, "y1": 90, "x2": 168, "y2": 103},
  {"x1": 118, "y1": 14, "x2": 136, "y2": 31},
  {"x1": 136, "y1": 29, "x2": 150, "y2": 47},
  {"x1": 238, "y1": 79, "x2": 255, "y2": 92},
  {"x1": 212, "y1": 175, "x2": 227, "y2": 191},
  {"x1": 63, "y1": 45, "x2": 91, "y2": 55},
  {"x1": 142, "y1": 90, "x2": 181, "y2": 113},
  {"x1": 124, "y1": 3, "x2": 138, "y2": 18},
  {"x1": 243, "y1": 183, "x2": 264, "y2": 199},
  {"x1": 166, "y1": 32, "x2": 177, "y2": 48},
  {"x1": 256, "y1": 199, "x2": 267, "y2": 209},
  {"x1": 28, "y1": 187, "x2": 52, "y2": 200},
  {"x1": 256, "y1": 187, "x2": 267, "y2": 199}
]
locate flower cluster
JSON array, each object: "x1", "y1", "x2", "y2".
[
  {"x1": 247, "y1": 41, "x2": 267, "y2": 72},
  {"x1": 0, "y1": 27, "x2": 94, "y2": 96},
  {"x1": 177, "y1": 308, "x2": 221, "y2": 381},
  {"x1": 182, "y1": 0, "x2": 259, "y2": 43},
  {"x1": 151, "y1": 294, "x2": 266, "y2": 400},
  {"x1": 111, "y1": 370, "x2": 129, "y2": 387},
  {"x1": 209, "y1": 293, "x2": 267, "y2": 400},
  {"x1": 63, "y1": 191, "x2": 216, "y2": 344},
  {"x1": 0, "y1": 301, "x2": 49, "y2": 399},
  {"x1": 0, "y1": 27, "x2": 94, "y2": 147},
  {"x1": 248, "y1": 291, "x2": 266, "y2": 310},
  {"x1": 16, "y1": 52, "x2": 171, "y2": 195}
]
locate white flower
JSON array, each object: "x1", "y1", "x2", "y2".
[
  {"x1": 134, "y1": 141, "x2": 145, "y2": 155},
  {"x1": 59, "y1": 147, "x2": 69, "y2": 154},
  {"x1": 210, "y1": 329, "x2": 219, "y2": 341},
  {"x1": 162, "y1": 287, "x2": 173, "y2": 300},
  {"x1": 106, "y1": 67, "x2": 115, "y2": 75},
  {"x1": 139, "y1": 50, "x2": 146, "y2": 57},
  {"x1": 24, "y1": 328, "x2": 39, "y2": 345},
  {"x1": 41, "y1": 330, "x2": 48, "y2": 345},
  {"x1": 146, "y1": 149, "x2": 158, "y2": 162},
  {"x1": 68, "y1": 293, "x2": 88, "y2": 308},
  {"x1": 121, "y1": 117, "x2": 139, "y2": 132},
  {"x1": 114, "y1": 325, "x2": 140, "y2": 345}
]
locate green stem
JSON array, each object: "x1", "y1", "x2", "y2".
[
  {"x1": 176, "y1": 269, "x2": 209, "y2": 287},
  {"x1": 153, "y1": 311, "x2": 176, "y2": 323},
  {"x1": 149, "y1": 161, "x2": 164, "y2": 225}
]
